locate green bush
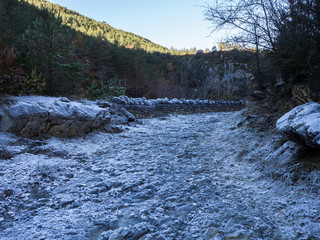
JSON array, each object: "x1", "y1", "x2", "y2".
[
  {"x1": 0, "y1": 45, "x2": 25, "y2": 95},
  {"x1": 20, "y1": 67, "x2": 46, "y2": 95},
  {"x1": 107, "y1": 76, "x2": 125, "y2": 97},
  {"x1": 87, "y1": 82, "x2": 106, "y2": 100}
]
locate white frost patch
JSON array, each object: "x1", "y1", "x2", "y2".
[
  {"x1": 44, "y1": 132, "x2": 114, "y2": 156},
  {"x1": 0, "y1": 132, "x2": 17, "y2": 145},
  {"x1": 0, "y1": 110, "x2": 319, "y2": 239},
  {"x1": 5, "y1": 95, "x2": 104, "y2": 119}
]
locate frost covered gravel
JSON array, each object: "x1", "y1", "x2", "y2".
[{"x1": 0, "y1": 111, "x2": 320, "y2": 239}]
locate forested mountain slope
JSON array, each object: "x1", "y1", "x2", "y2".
[
  {"x1": 0, "y1": 0, "x2": 257, "y2": 100},
  {"x1": 6, "y1": 0, "x2": 177, "y2": 54}
]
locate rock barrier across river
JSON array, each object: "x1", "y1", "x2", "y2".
[
  {"x1": 113, "y1": 96, "x2": 246, "y2": 118},
  {"x1": 0, "y1": 96, "x2": 246, "y2": 138}
]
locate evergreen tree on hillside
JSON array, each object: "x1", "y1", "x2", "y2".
[
  {"x1": 276, "y1": 0, "x2": 320, "y2": 91},
  {"x1": 22, "y1": 10, "x2": 86, "y2": 95},
  {"x1": 22, "y1": 0, "x2": 176, "y2": 55}
]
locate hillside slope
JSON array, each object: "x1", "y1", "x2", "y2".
[{"x1": 25, "y1": 0, "x2": 174, "y2": 54}]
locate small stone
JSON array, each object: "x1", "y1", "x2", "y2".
[
  {"x1": 58, "y1": 97, "x2": 70, "y2": 102},
  {"x1": 0, "y1": 147, "x2": 13, "y2": 160},
  {"x1": 202, "y1": 227, "x2": 218, "y2": 240},
  {"x1": 112, "y1": 97, "x2": 126, "y2": 105},
  {"x1": 65, "y1": 173, "x2": 74, "y2": 179},
  {"x1": 60, "y1": 199, "x2": 75, "y2": 208},
  {"x1": 227, "y1": 230, "x2": 249, "y2": 240},
  {"x1": 2, "y1": 189, "x2": 14, "y2": 197},
  {"x1": 104, "y1": 125, "x2": 123, "y2": 134},
  {"x1": 251, "y1": 90, "x2": 265, "y2": 100},
  {"x1": 108, "y1": 232, "x2": 124, "y2": 240}
]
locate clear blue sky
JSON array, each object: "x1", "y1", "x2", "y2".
[{"x1": 49, "y1": 0, "x2": 224, "y2": 50}]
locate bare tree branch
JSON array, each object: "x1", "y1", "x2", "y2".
[{"x1": 204, "y1": 0, "x2": 286, "y2": 50}]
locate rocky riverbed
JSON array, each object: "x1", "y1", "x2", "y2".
[{"x1": 0, "y1": 110, "x2": 320, "y2": 239}]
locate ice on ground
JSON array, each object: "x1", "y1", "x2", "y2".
[{"x1": 0, "y1": 111, "x2": 319, "y2": 239}]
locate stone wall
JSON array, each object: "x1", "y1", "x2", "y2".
[
  {"x1": 0, "y1": 96, "x2": 246, "y2": 138},
  {"x1": 113, "y1": 96, "x2": 246, "y2": 118}
]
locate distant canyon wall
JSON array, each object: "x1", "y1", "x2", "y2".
[{"x1": 150, "y1": 50, "x2": 256, "y2": 100}]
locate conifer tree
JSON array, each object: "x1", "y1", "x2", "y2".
[{"x1": 22, "y1": 10, "x2": 86, "y2": 95}]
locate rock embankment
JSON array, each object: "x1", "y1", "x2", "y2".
[
  {"x1": 0, "y1": 96, "x2": 112, "y2": 138},
  {"x1": 0, "y1": 96, "x2": 246, "y2": 138},
  {"x1": 263, "y1": 101, "x2": 320, "y2": 185},
  {"x1": 276, "y1": 101, "x2": 320, "y2": 148},
  {"x1": 113, "y1": 96, "x2": 246, "y2": 118}
]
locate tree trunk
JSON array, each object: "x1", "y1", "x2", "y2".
[{"x1": 254, "y1": 25, "x2": 263, "y2": 90}]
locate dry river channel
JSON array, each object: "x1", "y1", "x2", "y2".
[{"x1": 0, "y1": 111, "x2": 320, "y2": 239}]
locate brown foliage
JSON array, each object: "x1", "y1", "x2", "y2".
[
  {"x1": 292, "y1": 85, "x2": 312, "y2": 105},
  {"x1": 0, "y1": 45, "x2": 25, "y2": 95},
  {"x1": 21, "y1": 67, "x2": 46, "y2": 95}
]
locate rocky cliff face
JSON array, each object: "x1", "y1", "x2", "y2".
[{"x1": 161, "y1": 51, "x2": 256, "y2": 100}]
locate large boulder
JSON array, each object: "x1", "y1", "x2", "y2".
[
  {"x1": 276, "y1": 101, "x2": 320, "y2": 148},
  {"x1": 0, "y1": 96, "x2": 111, "y2": 138}
]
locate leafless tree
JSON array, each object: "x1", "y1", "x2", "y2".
[
  {"x1": 204, "y1": 0, "x2": 286, "y2": 50},
  {"x1": 204, "y1": 0, "x2": 287, "y2": 89}
]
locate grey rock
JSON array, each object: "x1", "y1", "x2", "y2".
[
  {"x1": 110, "y1": 115, "x2": 128, "y2": 125},
  {"x1": 0, "y1": 97, "x2": 111, "y2": 137},
  {"x1": 267, "y1": 141, "x2": 302, "y2": 167},
  {"x1": 237, "y1": 114, "x2": 265, "y2": 128},
  {"x1": 119, "y1": 96, "x2": 130, "y2": 104},
  {"x1": 104, "y1": 125, "x2": 124, "y2": 134},
  {"x1": 276, "y1": 101, "x2": 320, "y2": 148},
  {"x1": 195, "y1": 99, "x2": 203, "y2": 104},
  {"x1": 97, "y1": 101, "x2": 113, "y2": 108},
  {"x1": 202, "y1": 227, "x2": 218, "y2": 240},
  {"x1": 0, "y1": 147, "x2": 13, "y2": 160},
  {"x1": 274, "y1": 78, "x2": 286, "y2": 94},
  {"x1": 58, "y1": 97, "x2": 70, "y2": 102},
  {"x1": 59, "y1": 198, "x2": 75, "y2": 208},
  {"x1": 120, "y1": 107, "x2": 135, "y2": 122},
  {"x1": 112, "y1": 97, "x2": 126, "y2": 105},
  {"x1": 264, "y1": 141, "x2": 303, "y2": 180},
  {"x1": 105, "y1": 222, "x2": 151, "y2": 240},
  {"x1": 252, "y1": 90, "x2": 266, "y2": 100}
]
